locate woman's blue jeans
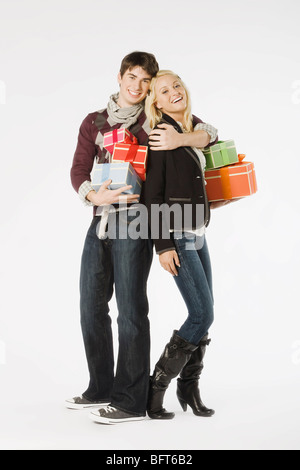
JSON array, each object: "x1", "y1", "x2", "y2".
[
  {"x1": 172, "y1": 232, "x2": 214, "y2": 345},
  {"x1": 79, "y1": 213, "x2": 153, "y2": 416}
]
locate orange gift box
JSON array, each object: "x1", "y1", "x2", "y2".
[
  {"x1": 103, "y1": 128, "x2": 137, "y2": 154},
  {"x1": 112, "y1": 143, "x2": 148, "y2": 181},
  {"x1": 205, "y1": 155, "x2": 257, "y2": 201}
]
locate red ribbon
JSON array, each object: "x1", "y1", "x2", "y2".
[
  {"x1": 123, "y1": 144, "x2": 139, "y2": 162},
  {"x1": 112, "y1": 129, "x2": 118, "y2": 143},
  {"x1": 111, "y1": 129, "x2": 138, "y2": 146}
]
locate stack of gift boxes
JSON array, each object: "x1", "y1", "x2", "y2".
[
  {"x1": 91, "y1": 128, "x2": 148, "y2": 195},
  {"x1": 203, "y1": 140, "x2": 257, "y2": 201},
  {"x1": 91, "y1": 128, "x2": 257, "y2": 203}
]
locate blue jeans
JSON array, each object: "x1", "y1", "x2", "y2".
[
  {"x1": 172, "y1": 232, "x2": 214, "y2": 345},
  {"x1": 79, "y1": 212, "x2": 153, "y2": 415}
]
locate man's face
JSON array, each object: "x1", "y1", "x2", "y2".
[{"x1": 117, "y1": 66, "x2": 152, "y2": 108}]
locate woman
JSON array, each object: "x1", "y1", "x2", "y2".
[{"x1": 143, "y1": 70, "x2": 221, "y2": 420}]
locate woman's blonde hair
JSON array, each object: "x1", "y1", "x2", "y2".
[{"x1": 145, "y1": 70, "x2": 193, "y2": 132}]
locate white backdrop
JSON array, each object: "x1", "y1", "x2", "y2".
[{"x1": 0, "y1": 0, "x2": 300, "y2": 450}]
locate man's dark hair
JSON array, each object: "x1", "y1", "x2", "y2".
[{"x1": 120, "y1": 51, "x2": 159, "y2": 78}]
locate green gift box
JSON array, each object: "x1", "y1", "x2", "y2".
[{"x1": 203, "y1": 140, "x2": 239, "y2": 169}]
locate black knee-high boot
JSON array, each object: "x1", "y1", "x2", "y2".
[
  {"x1": 177, "y1": 334, "x2": 214, "y2": 417},
  {"x1": 147, "y1": 331, "x2": 198, "y2": 420}
]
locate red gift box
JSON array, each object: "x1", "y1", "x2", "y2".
[
  {"x1": 103, "y1": 128, "x2": 137, "y2": 154},
  {"x1": 205, "y1": 154, "x2": 258, "y2": 201},
  {"x1": 112, "y1": 143, "x2": 148, "y2": 181}
]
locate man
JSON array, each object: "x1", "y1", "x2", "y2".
[{"x1": 68, "y1": 51, "x2": 217, "y2": 424}]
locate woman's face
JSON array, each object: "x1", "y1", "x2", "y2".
[{"x1": 154, "y1": 75, "x2": 187, "y2": 118}]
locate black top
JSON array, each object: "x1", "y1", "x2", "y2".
[{"x1": 142, "y1": 114, "x2": 210, "y2": 254}]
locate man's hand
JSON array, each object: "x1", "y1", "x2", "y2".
[
  {"x1": 159, "y1": 250, "x2": 181, "y2": 276},
  {"x1": 210, "y1": 198, "x2": 243, "y2": 209},
  {"x1": 86, "y1": 179, "x2": 140, "y2": 206},
  {"x1": 149, "y1": 124, "x2": 182, "y2": 150},
  {"x1": 149, "y1": 123, "x2": 211, "y2": 150}
]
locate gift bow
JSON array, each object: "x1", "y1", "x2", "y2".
[
  {"x1": 218, "y1": 143, "x2": 245, "y2": 166},
  {"x1": 112, "y1": 129, "x2": 138, "y2": 145},
  {"x1": 112, "y1": 144, "x2": 147, "y2": 181},
  {"x1": 115, "y1": 144, "x2": 140, "y2": 163},
  {"x1": 219, "y1": 154, "x2": 257, "y2": 199}
]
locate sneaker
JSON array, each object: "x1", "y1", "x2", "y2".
[
  {"x1": 65, "y1": 395, "x2": 110, "y2": 410},
  {"x1": 90, "y1": 405, "x2": 146, "y2": 424}
]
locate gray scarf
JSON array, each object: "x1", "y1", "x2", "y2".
[
  {"x1": 107, "y1": 93, "x2": 144, "y2": 128},
  {"x1": 95, "y1": 92, "x2": 145, "y2": 225}
]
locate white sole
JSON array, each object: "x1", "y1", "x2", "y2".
[
  {"x1": 65, "y1": 401, "x2": 110, "y2": 410},
  {"x1": 89, "y1": 412, "x2": 145, "y2": 424}
]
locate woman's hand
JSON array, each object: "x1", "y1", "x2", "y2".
[
  {"x1": 159, "y1": 250, "x2": 181, "y2": 276},
  {"x1": 210, "y1": 198, "x2": 242, "y2": 209},
  {"x1": 86, "y1": 179, "x2": 140, "y2": 206}
]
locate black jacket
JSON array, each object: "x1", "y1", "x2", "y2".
[{"x1": 142, "y1": 114, "x2": 214, "y2": 254}]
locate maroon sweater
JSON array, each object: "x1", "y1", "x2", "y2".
[
  {"x1": 70, "y1": 108, "x2": 151, "y2": 194},
  {"x1": 70, "y1": 108, "x2": 207, "y2": 215}
]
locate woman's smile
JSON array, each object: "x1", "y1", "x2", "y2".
[{"x1": 171, "y1": 96, "x2": 183, "y2": 104}]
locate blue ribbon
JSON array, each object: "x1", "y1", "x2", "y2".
[{"x1": 101, "y1": 163, "x2": 111, "y2": 183}]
